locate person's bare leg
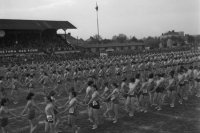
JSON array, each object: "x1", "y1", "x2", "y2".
[
  {"x1": 29, "y1": 120, "x2": 37, "y2": 133},
  {"x1": 153, "y1": 93, "x2": 157, "y2": 105},
  {"x1": 113, "y1": 104, "x2": 118, "y2": 123},
  {"x1": 1, "y1": 127, "x2": 6, "y2": 133},
  {"x1": 171, "y1": 91, "x2": 176, "y2": 107},
  {"x1": 92, "y1": 109, "x2": 99, "y2": 129},
  {"x1": 45, "y1": 122, "x2": 49, "y2": 133},
  {"x1": 88, "y1": 107, "x2": 93, "y2": 122}
]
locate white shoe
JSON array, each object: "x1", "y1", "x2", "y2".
[
  {"x1": 92, "y1": 124, "x2": 98, "y2": 130},
  {"x1": 103, "y1": 113, "x2": 107, "y2": 117},
  {"x1": 38, "y1": 120, "x2": 46, "y2": 124},
  {"x1": 88, "y1": 118, "x2": 93, "y2": 123},
  {"x1": 183, "y1": 97, "x2": 188, "y2": 100},
  {"x1": 31, "y1": 125, "x2": 37, "y2": 133},
  {"x1": 124, "y1": 108, "x2": 129, "y2": 113},
  {"x1": 75, "y1": 127, "x2": 80, "y2": 133},
  {"x1": 113, "y1": 120, "x2": 118, "y2": 123},
  {"x1": 170, "y1": 104, "x2": 174, "y2": 108},
  {"x1": 157, "y1": 107, "x2": 162, "y2": 111},
  {"x1": 129, "y1": 113, "x2": 134, "y2": 117},
  {"x1": 13, "y1": 101, "x2": 18, "y2": 104}
]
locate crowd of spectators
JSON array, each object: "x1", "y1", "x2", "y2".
[
  {"x1": 108, "y1": 47, "x2": 190, "y2": 56},
  {"x1": 0, "y1": 31, "x2": 74, "y2": 51},
  {"x1": 0, "y1": 52, "x2": 98, "y2": 66},
  {"x1": 0, "y1": 47, "x2": 191, "y2": 67}
]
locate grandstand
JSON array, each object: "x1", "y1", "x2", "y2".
[{"x1": 0, "y1": 19, "x2": 77, "y2": 56}]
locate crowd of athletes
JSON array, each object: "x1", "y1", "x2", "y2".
[{"x1": 0, "y1": 49, "x2": 200, "y2": 133}]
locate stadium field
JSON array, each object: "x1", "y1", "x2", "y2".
[{"x1": 7, "y1": 93, "x2": 200, "y2": 133}]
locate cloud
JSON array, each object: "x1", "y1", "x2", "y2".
[
  {"x1": 28, "y1": 0, "x2": 75, "y2": 11},
  {"x1": 0, "y1": 0, "x2": 75, "y2": 12},
  {"x1": 0, "y1": 0, "x2": 199, "y2": 39}
]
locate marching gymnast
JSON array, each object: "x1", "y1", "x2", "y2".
[
  {"x1": 88, "y1": 84, "x2": 103, "y2": 129},
  {"x1": 21, "y1": 92, "x2": 43, "y2": 133},
  {"x1": 101, "y1": 82, "x2": 112, "y2": 119},
  {"x1": 166, "y1": 70, "x2": 177, "y2": 108},
  {"x1": 0, "y1": 98, "x2": 19, "y2": 133},
  {"x1": 106, "y1": 83, "x2": 120, "y2": 123},
  {"x1": 60, "y1": 91, "x2": 81, "y2": 133},
  {"x1": 44, "y1": 95, "x2": 56, "y2": 133},
  {"x1": 83, "y1": 80, "x2": 94, "y2": 123}
]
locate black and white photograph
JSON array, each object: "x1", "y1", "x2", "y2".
[{"x1": 0, "y1": 0, "x2": 200, "y2": 133}]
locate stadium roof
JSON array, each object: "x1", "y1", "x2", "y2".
[
  {"x1": 0, "y1": 19, "x2": 76, "y2": 30},
  {"x1": 82, "y1": 42, "x2": 145, "y2": 48}
]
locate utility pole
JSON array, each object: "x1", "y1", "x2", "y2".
[{"x1": 95, "y1": 2, "x2": 100, "y2": 41}]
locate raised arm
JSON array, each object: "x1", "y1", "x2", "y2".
[
  {"x1": 106, "y1": 90, "x2": 115, "y2": 99},
  {"x1": 101, "y1": 87, "x2": 108, "y2": 97},
  {"x1": 21, "y1": 101, "x2": 29, "y2": 115},
  {"x1": 84, "y1": 89, "x2": 89, "y2": 101},
  {"x1": 9, "y1": 110, "x2": 18, "y2": 118},
  {"x1": 88, "y1": 95, "x2": 95, "y2": 105},
  {"x1": 60, "y1": 100, "x2": 75, "y2": 114},
  {"x1": 59, "y1": 98, "x2": 70, "y2": 109},
  {"x1": 32, "y1": 101, "x2": 43, "y2": 113},
  {"x1": 165, "y1": 80, "x2": 171, "y2": 90},
  {"x1": 151, "y1": 81, "x2": 159, "y2": 92},
  {"x1": 139, "y1": 83, "x2": 146, "y2": 92}
]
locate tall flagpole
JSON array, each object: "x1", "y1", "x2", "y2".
[{"x1": 95, "y1": 2, "x2": 100, "y2": 41}]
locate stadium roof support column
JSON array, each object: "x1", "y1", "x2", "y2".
[
  {"x1": 64, "y1": 29, "x2": 67, "y2": 43},
  {"x1": 39, "y1": 31, "x2": 42, "y2": 44},
  {"x1": 15, "y1": 31, "x2": 18, "y2": 45}
]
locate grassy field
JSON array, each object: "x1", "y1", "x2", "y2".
[{"x1": 6, "y1": 91, "x2": 200, "y2": 133}]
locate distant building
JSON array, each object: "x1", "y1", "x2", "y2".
[
  {"x1": 192, "y1": 35, "x2": 200, "y2": 43},
  {"x1": 160, "y1": 30, "x2": 184, "y2": 39},
  {"x1": 167, "y1": 39, "x2": 173, "y2": 48},
  {"x1": 81, "y1": 42, "x2": 145, "y2": 53},
  {"x1": 184, "y1": 34, "x2": 200, "y2": 48},
  {"x1": 160, "y1": 30, "x2": 186, "y2": 48},
  {"x1": 159, "y1": 42, "x2": 163, "y2": 48},
  {"x1": 192, "y1": 35, "x2": 200, "y2": 48}
]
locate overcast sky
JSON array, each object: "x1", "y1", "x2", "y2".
[{"x1": 0, "y1": 0, "x2": 199, "y2": 39}]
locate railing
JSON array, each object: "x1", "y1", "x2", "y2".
[
  {"x1": 0, "y1": 46, "x2": 77, "y2": 56},
  {"x1": 0, "y1": 48, "x2": 39, "y2": 55}
]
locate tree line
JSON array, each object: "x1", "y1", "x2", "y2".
[{"x1": 85, "y1": 33, "x2": 197, "y2": 49}]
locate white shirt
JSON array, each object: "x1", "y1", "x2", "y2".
[
  {"x1": 86, "y1": 86, "x2": 93, "y2": 97},
  {"x1": 193, "y1": 69, "x2": 198, "y2": 79},
  {"x1": 129, "y1": 82, "x2": 137, "y2": 95},
  {"x1": 197, "y1": 71, "x2": 200, "y2": 79},
  {"x1": 178, "y1": 74, "x2": 184, "y2": 81},
  {"x1": 111, "y1": 88, "x2": 119, "y2": 100},
  {"x1": 187, "y1": 69, "x2": 192, "y2": 78},
  {"x1": 121, "y1": 82, "x2": 126, "y2": 90},
  {"x1": 148, "y1": 78, "x2": 153, "y2": 83},
  {"x1": 156, "y1": 77, "x2": 164, "y2": 86},
  {"x1": 69, "y1": 97, "x2": 77, "y2": 113},
  {"x1": 135, "y1": 79, "x2": 140, "y2": 85},
  {"x1": 104, "y1": 86, "x2": 109, "y2": 93}
]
